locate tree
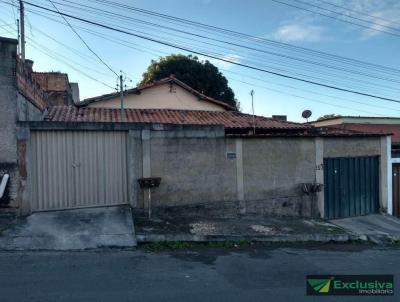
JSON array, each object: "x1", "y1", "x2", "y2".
[{"x1": 140, "y1": 54, "x2": 238, "y2": 110}]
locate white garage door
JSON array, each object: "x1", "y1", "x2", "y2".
[{"x1": 30, "y1": 130, "x2": 128, "y2": 211}]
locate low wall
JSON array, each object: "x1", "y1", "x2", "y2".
[
  {"x1": 134, "y1": 131, "x2": 317, "y2": 217},
  {"x1": 21, "y1": 122, "x2": 387, "y2": 218},
  {"x1": 323, "y1": 137, "x2": 381, "y2": 158}
]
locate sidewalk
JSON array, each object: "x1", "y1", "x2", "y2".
[
  {"x1": 135, "y1": 215, "x2": 357, "y2": 243},
  {"x1": 331, "y1": 214, "x2": 400, "y2": 244},
  {"x1": 0, "y1": 206, "x2": 136, "y2": 250}
]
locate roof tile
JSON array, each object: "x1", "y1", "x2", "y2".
[{"x1": 46, "y1": 106, "x2": 307, "y2": 130}]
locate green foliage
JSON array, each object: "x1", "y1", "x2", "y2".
[{"x1": 140, "y1": 54, "x2": 238, "y2": 109}]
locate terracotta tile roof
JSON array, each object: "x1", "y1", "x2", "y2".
[
  {"x1": 325, "y1": 124, "x2": 399, "y2": 142},
  {"x1": 78, "y1": 76, "x2": 236, "y2": 110},
  {"x1": 44, "y1": 107, "x2": 389, "y2": 138},
  {"x1": 46, "y1": 106, "x2": 308, "y2": 130}
]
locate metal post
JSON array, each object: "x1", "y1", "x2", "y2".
[
  {"x1": 119, "y1": 74, "x2": 124, "y2": 122},
  {"x1": 148, "y1": 188, "x2": 151, "y2": 219},
  {"x1": 19, "y1": 0, "x2": 25, "y2": 61},
  {"x1": 250, "y1": 90, "x2": 255, "y2": 134},
  {"x1": 17, "y1": 18, "x2": 20, "y2": 56}
]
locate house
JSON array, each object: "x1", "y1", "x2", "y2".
[
  {"x1": 0, "y1": 37, "x2": 393, "y2": 220},
  {"x1": 312, "y1": 116, "x2": 400, "y2": 217},
  {"x1": 311, "y1": 116, "x2": 400, "y2": 154},
  {"x1": 78, "y1": 75, "x2": 235, "y2": 111},
  {"x1": 23, "y1": 60, "x2": 80, "y2": 106}
]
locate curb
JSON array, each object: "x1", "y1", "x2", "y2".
[{"x1": 136, "y1": 233, "x2": 363, "y2": 243}]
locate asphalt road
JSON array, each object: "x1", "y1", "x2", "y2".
[{"x1": 0, "y1": 244, "x2": 399, "y2": 302}]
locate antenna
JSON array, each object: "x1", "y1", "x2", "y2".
[
  {"x1": 302, "y1": 110, "x2": 312, "y2": 122},
  {"x1": 250, "y1": 90, "x2": 255, "y2": 134},
  {"x1": 119, "y1": 71, "x2": 125, "y2": 122}
]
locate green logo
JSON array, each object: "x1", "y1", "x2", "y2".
[
  {"x1": 308, "y1": 278, "x2": 332, "y2": 293},
  {"x1": 307, "y1": 275, "x2": 394, "y2": 296}
]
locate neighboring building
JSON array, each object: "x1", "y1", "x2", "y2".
[
  {"x1": 0, "y1": 37, "x2": 79, "y2": 211},
  {"x1": 0, "y1": 37, "x2": 46, "y2": 209},
  {"x1": 312, "y1": 115, "x2": 400, "y2": 217},
  {"x1": 32, "y1": 70, "x2": 79, "y2": 106},
  {"x1": 78, "y1": 76, "x2": 235, "y2": 111},
  {"x1": 311, "y1": 116, "x2": 400, "y2": 152}
]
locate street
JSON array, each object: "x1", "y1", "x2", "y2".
[{"x1": 0, "y1": 244, "x2": 399, "y2": 302}]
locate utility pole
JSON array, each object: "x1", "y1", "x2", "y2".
[
  {"x1": 19, "y1": 0, "x2": 25, "y2": 61},
  {"x1": 250, "y1": 90, "x2": 255, "y2": 135},
  {"x1": 119, "y1": 72, "x2": 125, "y2": 122},
  {"x1": 16, "y1": 18, "x2": 20, "y2": 56}
]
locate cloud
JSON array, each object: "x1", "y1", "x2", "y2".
[
  {"x1": 270, "y1": 0, "x2": 400, "y2": 41},
  {"x1": 349, "y1": 1, "x2": 400, "y2": 39},
  {"x1": 312, "y1": 0, "x2": 400, "y2": 39},
  {"x1": 214, "y1": 54, "x2": 242, "y2": 69},
  {"x1": 271, "y1": 19, "x2": 324, "y2": 42}
]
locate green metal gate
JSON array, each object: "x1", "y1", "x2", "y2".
[{"x1": 324, "y1": 156, "x2": 379, "y2": 219}]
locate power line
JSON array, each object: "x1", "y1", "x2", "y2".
[
  {"x1": 221, "y1": 68, "x2": 400, "y2": 113},
  {"x1": 270, "y1": 0, "x2": 400, "y2": 38},
  {"x1": 2, "y1": 1, "x2": 399, "y2": 113},
  {"x1": 1, "y1": 13, "x2": 396, "y2": 116},
  {"x1": 85, "y1": 0, "x2": 400, "y2": 75},
  {"x1": 21, "y1": 1, "x2": 400, "y2": 104},
  {"x1": 229, "y1": 76, "x2": 389, "y2": 116},
  {"x1": 293, "y1": 0, "x2": 400, "y2": 33},
  {"x1": 6, "y1": 0, "x2": 400, "y2": 79},
  {"x1": 35, "y1": 0, "x2": 400, "y2": 85},
  {"x1": 25, "y1": 4, "x2": 400, "y2": 96},
  {"x1": 0, "y1": 18, "x2": 116, "y2": 90},
  {"x1": 315, "y1": 0, "x2": 400, "y2": 27},
  {"x1": 46, "y1": 0, "x2": 118, "y2": 76},
  {"x1": 14, "y1": 1, "x2": 400, "y2": 97}
]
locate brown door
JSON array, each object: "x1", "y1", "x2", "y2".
[{"x1": 393, "y1": 164, "x2": 400, "y2": 217}]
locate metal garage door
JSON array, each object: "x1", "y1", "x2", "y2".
[
  {"x1": 324, "y1": 156, "x2": 379, "y2": 219},
  {"x1": 30, "y1": 131, "x2": 128, "y2": 211}
]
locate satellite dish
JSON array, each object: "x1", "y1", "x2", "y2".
[{"x1": 302, "y1": 110, "x2": 312, "y2": 122}]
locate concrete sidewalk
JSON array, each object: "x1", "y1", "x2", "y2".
[
  {"x1": 331, "y1": 214, "x2": 400, "y2": 243},
  {"x1": 0, "y1": 206, "x2": 137, "y2": 250},
  {"x1": 135, "y1": 215, "x2": 355, "y2": 243}
]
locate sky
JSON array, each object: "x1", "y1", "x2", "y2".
[{"x1": 0, "y1": 0, "x2": 400, "y2": 122}]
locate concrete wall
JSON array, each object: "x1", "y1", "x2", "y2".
[
  {"x1": 242, "y1": 138, "x2": 316, "y2": 216},
  {"x1": 150, "y1": 137, "x2": 236, "y2": 206},
  {"x1": 323, "y1": 137, "x2": 381, "y2": 158},
  {"x1": 0, "y1": 38, "x2": 44, "y2": 209},
  {"x1": 130, "y1": 132, "x2": 318, "y2": 217},
  {"x1": 0, "y1": 38, "x2": 19, "y2": 206},
  {"x1": 22, "y1": 120, "x2": 390, "y2": 218},
  {"x1": 134, "y1": 134, "x2": 386, "y2": 218},
  {"x1": 142, "y1": 128, "x2": 236, "y2": 208},
  {"x1": 17, "y1": 93, "x2": 43, "y2": 121},
  {"x1": 88, "y1": 83, "x2": 227, "y2": 111}
]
